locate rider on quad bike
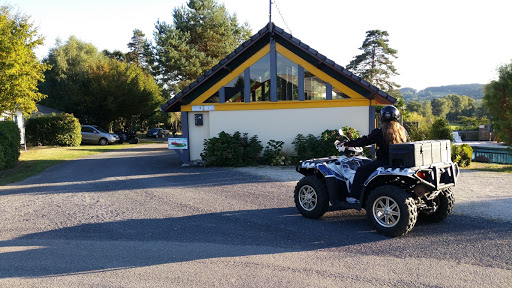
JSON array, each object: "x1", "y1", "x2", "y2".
[
  {"x1": 340, "y1": 105, "x2": 408, "y2": 203},
  {"x1": 294, "y1": 105, "x2": 458, "y2": 237}
]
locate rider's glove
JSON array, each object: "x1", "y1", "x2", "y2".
[{"x1": 334, "y1": 140, "x2": 344, "y2": 152}]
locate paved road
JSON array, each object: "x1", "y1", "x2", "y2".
[{"x1": 0, "y1": 143, "x2": 510, "y2": 287}]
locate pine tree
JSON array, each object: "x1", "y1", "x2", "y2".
[
  {"x1": 347, "y1": 30, "x2": 400, "y2": 94},
  {"x1": 152, "y1": 0, "x2": 251, "y2": 94},
  {"x1": 126, "y1": 29, "x2": 152, "y2": 70}
]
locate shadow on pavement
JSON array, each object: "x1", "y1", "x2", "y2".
[{"x1": 1, "y1": 207, "x2": 511, "y2": 278}]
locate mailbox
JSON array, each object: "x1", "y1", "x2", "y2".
[{"x1": 194, "y1": 114, "x2": 203, "y2": 126}]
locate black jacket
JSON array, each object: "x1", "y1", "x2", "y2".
[{"x1": 344, "y1": 128, "x2": 389, "y2": 162}]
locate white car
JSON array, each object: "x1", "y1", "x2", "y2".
[{"x1": 81, "y1": 125, "x2": 120, "y2": 145}]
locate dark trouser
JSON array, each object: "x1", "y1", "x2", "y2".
[{"x1": 350, "y1": 160, "x2": 386, "y2": 200}]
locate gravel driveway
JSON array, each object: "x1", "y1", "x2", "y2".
[{"x1": 0, "y1": 143, "x2": 510, "y2": 287}]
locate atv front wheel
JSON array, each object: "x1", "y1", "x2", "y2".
[
  {"x1": 421, "y1": 188, "x2": 454, "y2": 222},
  {"x1": 294, "y1": 176, "x2": 329, "y2": 219},
  {"x1": 366, "y1": 185, "x2": 417, "y2": 237}
]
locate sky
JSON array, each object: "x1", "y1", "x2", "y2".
[{"x1": 3, "y1": 0, "x2": 511, "y2": 90}]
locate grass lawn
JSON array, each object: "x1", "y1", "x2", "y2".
[
  {"x1": 461, "y1": 162, "x2": 512, "y2": 173},
  {"x1": 0, "y1": 141, "x2": 158, "y2": 186}
]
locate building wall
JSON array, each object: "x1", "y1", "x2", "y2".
[
  {"x1": 1, "y1": 110, "x2": 25, "y2": 144},
  {"x1": 187, "y1": 106, "x2": 370, "y2": 161}
]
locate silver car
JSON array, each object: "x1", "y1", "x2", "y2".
[{"x1": 81, "y1": 125, "x2": 120, "y2": 145}]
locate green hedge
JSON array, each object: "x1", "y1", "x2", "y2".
[
  {"x1": 25, "y1": 114, "x2": 81, "y2": 147},
  {"x1": 0, "y1": 121, "x2": 21, "y2": 170},
  {"x1": 201, "y1": 131, "x2": 263, "y2": 167}
]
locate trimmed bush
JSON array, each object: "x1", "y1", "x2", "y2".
[
  {"x1": 25, "y1": 114, "x2": 81, "y2": 147},
  {"x1": 451, "y1": 144, "x2": 473, "y2": 167},
  {"x1": 263, "y1": 140, "x2": 291, "y2": 166},
  {"x1": 201, "y1": 131, "x2": 263, "y2": 167},
  {"x1": 0, "y1": 121, "x2": 21, "y2": 170}
]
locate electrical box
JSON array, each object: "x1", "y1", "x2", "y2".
[{"x1": 194, "y1": 114, "x2": 203, "y2": 126}]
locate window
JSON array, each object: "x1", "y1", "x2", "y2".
[
  {"x1": 333, "y1": 87, "x2": 349, "y2": 99},
  {"x1": 226, "y1": 73, "x2": 244, "y2": 102},
  {"x1": 82, "y1": 127, "x2": 94, "y2": 133},
  {"x1": 304, "y1": 70, "x2": 326, "y2": 100},
  {"x1": 204, "y1": 72, "x2": 244, "y2": 104},
  {"x1": 276, "y1": 53, "x2": 298, "y2": 101},
  {"x1": 200, "y1": 49, "x2": 353, "y2": 105},
  {"x1": 249, "y1": 53, "x2": 271, "y2": 102},
  {"x1": 204, "y1": 91, "x2": 219, "y2": 103}
]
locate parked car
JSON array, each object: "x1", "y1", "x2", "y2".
[
  {"x1": 81, "y1": 125, "x2": 120, "y2": 145},
  {"x1": 146, "y1": 128, "x2": 165, "y2": 138}
]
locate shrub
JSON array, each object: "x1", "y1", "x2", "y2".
[
  {"x1": 263, "y1": 140, "x2": 291, "y2": 166},
  {"x1": 452, "y1": 144, "x2": 473, "y2": 167},
  {"x1": 25, "y1": 114, "x2": 81, "y2": 147},
  {"x1": 0, "y1": 121, "x2": 21, "y2": 170},
  {"x1": 292, "y1": 127, "x2": 369, "y2": 161},
  {"x1": 201, "y1": 131, "x2": 263, "y2": 167},
  {"x1": 292, "y1": 133, "x2": 322, "y2": 161},
  {"x1": 429, "y1": 118, "x2": 453, "y2": 141}
]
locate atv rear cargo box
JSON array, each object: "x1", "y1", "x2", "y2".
[{"x1": 389, "y1": 140, "x2": 451, "y2": 168}]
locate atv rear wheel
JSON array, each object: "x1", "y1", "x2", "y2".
[
  {"x1": 421, "y1": 188, "x2": 454, "y2": 222},
  {"x1": 366, "y1": 185, "x2": 417, "y2": 237},
  {"x1": 294, "y1": 176, "x2": 329, "y2": 219}
]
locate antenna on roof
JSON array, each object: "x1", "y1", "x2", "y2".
[{"x1": 268, "y1": 0, "x2": 272, "y2": 33}]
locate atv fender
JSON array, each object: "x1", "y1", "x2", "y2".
[{"x1": 359, "y1": 167, "x2": 416, "y2": 203}]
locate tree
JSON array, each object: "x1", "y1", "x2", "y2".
[
  {"x1": 484, "y1": 62, "x2": 512, "y2": 145},
  {"x1": 40, "y1": 37, "x2": 162, "y2": 128},
  {"x1": 84, "y1": 59, "x2": 163, "y2": 128},
  {"x1": 429, "y1": 118, "x2": 453, "y2": 141},
  {"x1": 445, "y1": 94, "x2": 475, "y2": 121},
  {"x1": 152, "y1": 0, "x2": 251, "y2": 94},
  {"x1": 406, "y1": 101, "x2": 423, "y2": 114},
  {"x1": 347, "y1": 30, "x2": 401, "y2": 98},
  {"x1": 39, "y1": 36, "x2": 103, "y2": 115},
  {"x1": 126, "y1": 29, "x2": 152, "y2": 70},
  {"x1": 0, "y1": 6, "x2": 48, "y2": 115},
  {"x1": 431, "y1": 98, "x2": 452, "y2": 118},
  {"x1": 423, "y1": 100, "x2": 433, "y2": 118},
  {"x1": 103, "y1": 49, "x2": 127, "y2": 62}
]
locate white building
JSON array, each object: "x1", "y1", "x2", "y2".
[{"x1": 161, "y1": 23, "x2": 396, "y2": 164}]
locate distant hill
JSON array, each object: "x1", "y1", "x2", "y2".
[{"x1": 401, "y1": 84, "x2": 484, "y2": 101}]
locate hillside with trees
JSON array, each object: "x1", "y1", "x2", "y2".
[{"x1": 401, "y1": 84, "x2": 484, "y2": 101}]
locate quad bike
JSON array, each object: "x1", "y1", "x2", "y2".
[{"x1": 294, "y1": 130, "x2": 459, "y2": 237}]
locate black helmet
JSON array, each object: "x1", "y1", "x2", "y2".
[{"x1": 380, "y1": 105, "x2": 400, "y2": 122}]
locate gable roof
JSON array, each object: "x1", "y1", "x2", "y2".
[
  {"x1": 33, "y1": 104, "x2": 64, "y2": 116},
  {"x1": 161, "y1": 23, "x2": 396, "y2": 112}
]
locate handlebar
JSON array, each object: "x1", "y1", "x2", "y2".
[{"x1": 334, "y1": 139, "x2": 363, "y2": 154}]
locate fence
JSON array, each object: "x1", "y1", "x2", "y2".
[{"x1": 473, "y1": 147, "x2": 512, "y2": 164}]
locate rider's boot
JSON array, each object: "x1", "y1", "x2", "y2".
[{"x1": 346, "y1": 196, "x2": 359, "y2": 204}]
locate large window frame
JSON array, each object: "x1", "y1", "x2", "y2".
[{"x1": 197, "y1": 41, "x2": 359, "y2": 106}]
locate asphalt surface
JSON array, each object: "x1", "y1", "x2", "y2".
[{"x1": 0, "y1": 143, "x2": 511, "y2": 287}]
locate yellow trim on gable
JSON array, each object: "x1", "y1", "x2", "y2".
[
  {"x1": 275, "y1": 44, "x2": 366, "y2": 100},
  {"x1": 182, "y1": 98, "x2": 371, "y2": 112},
  {"x1": 190, "y1": 44, "x2": 271, "y2": 105}
]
